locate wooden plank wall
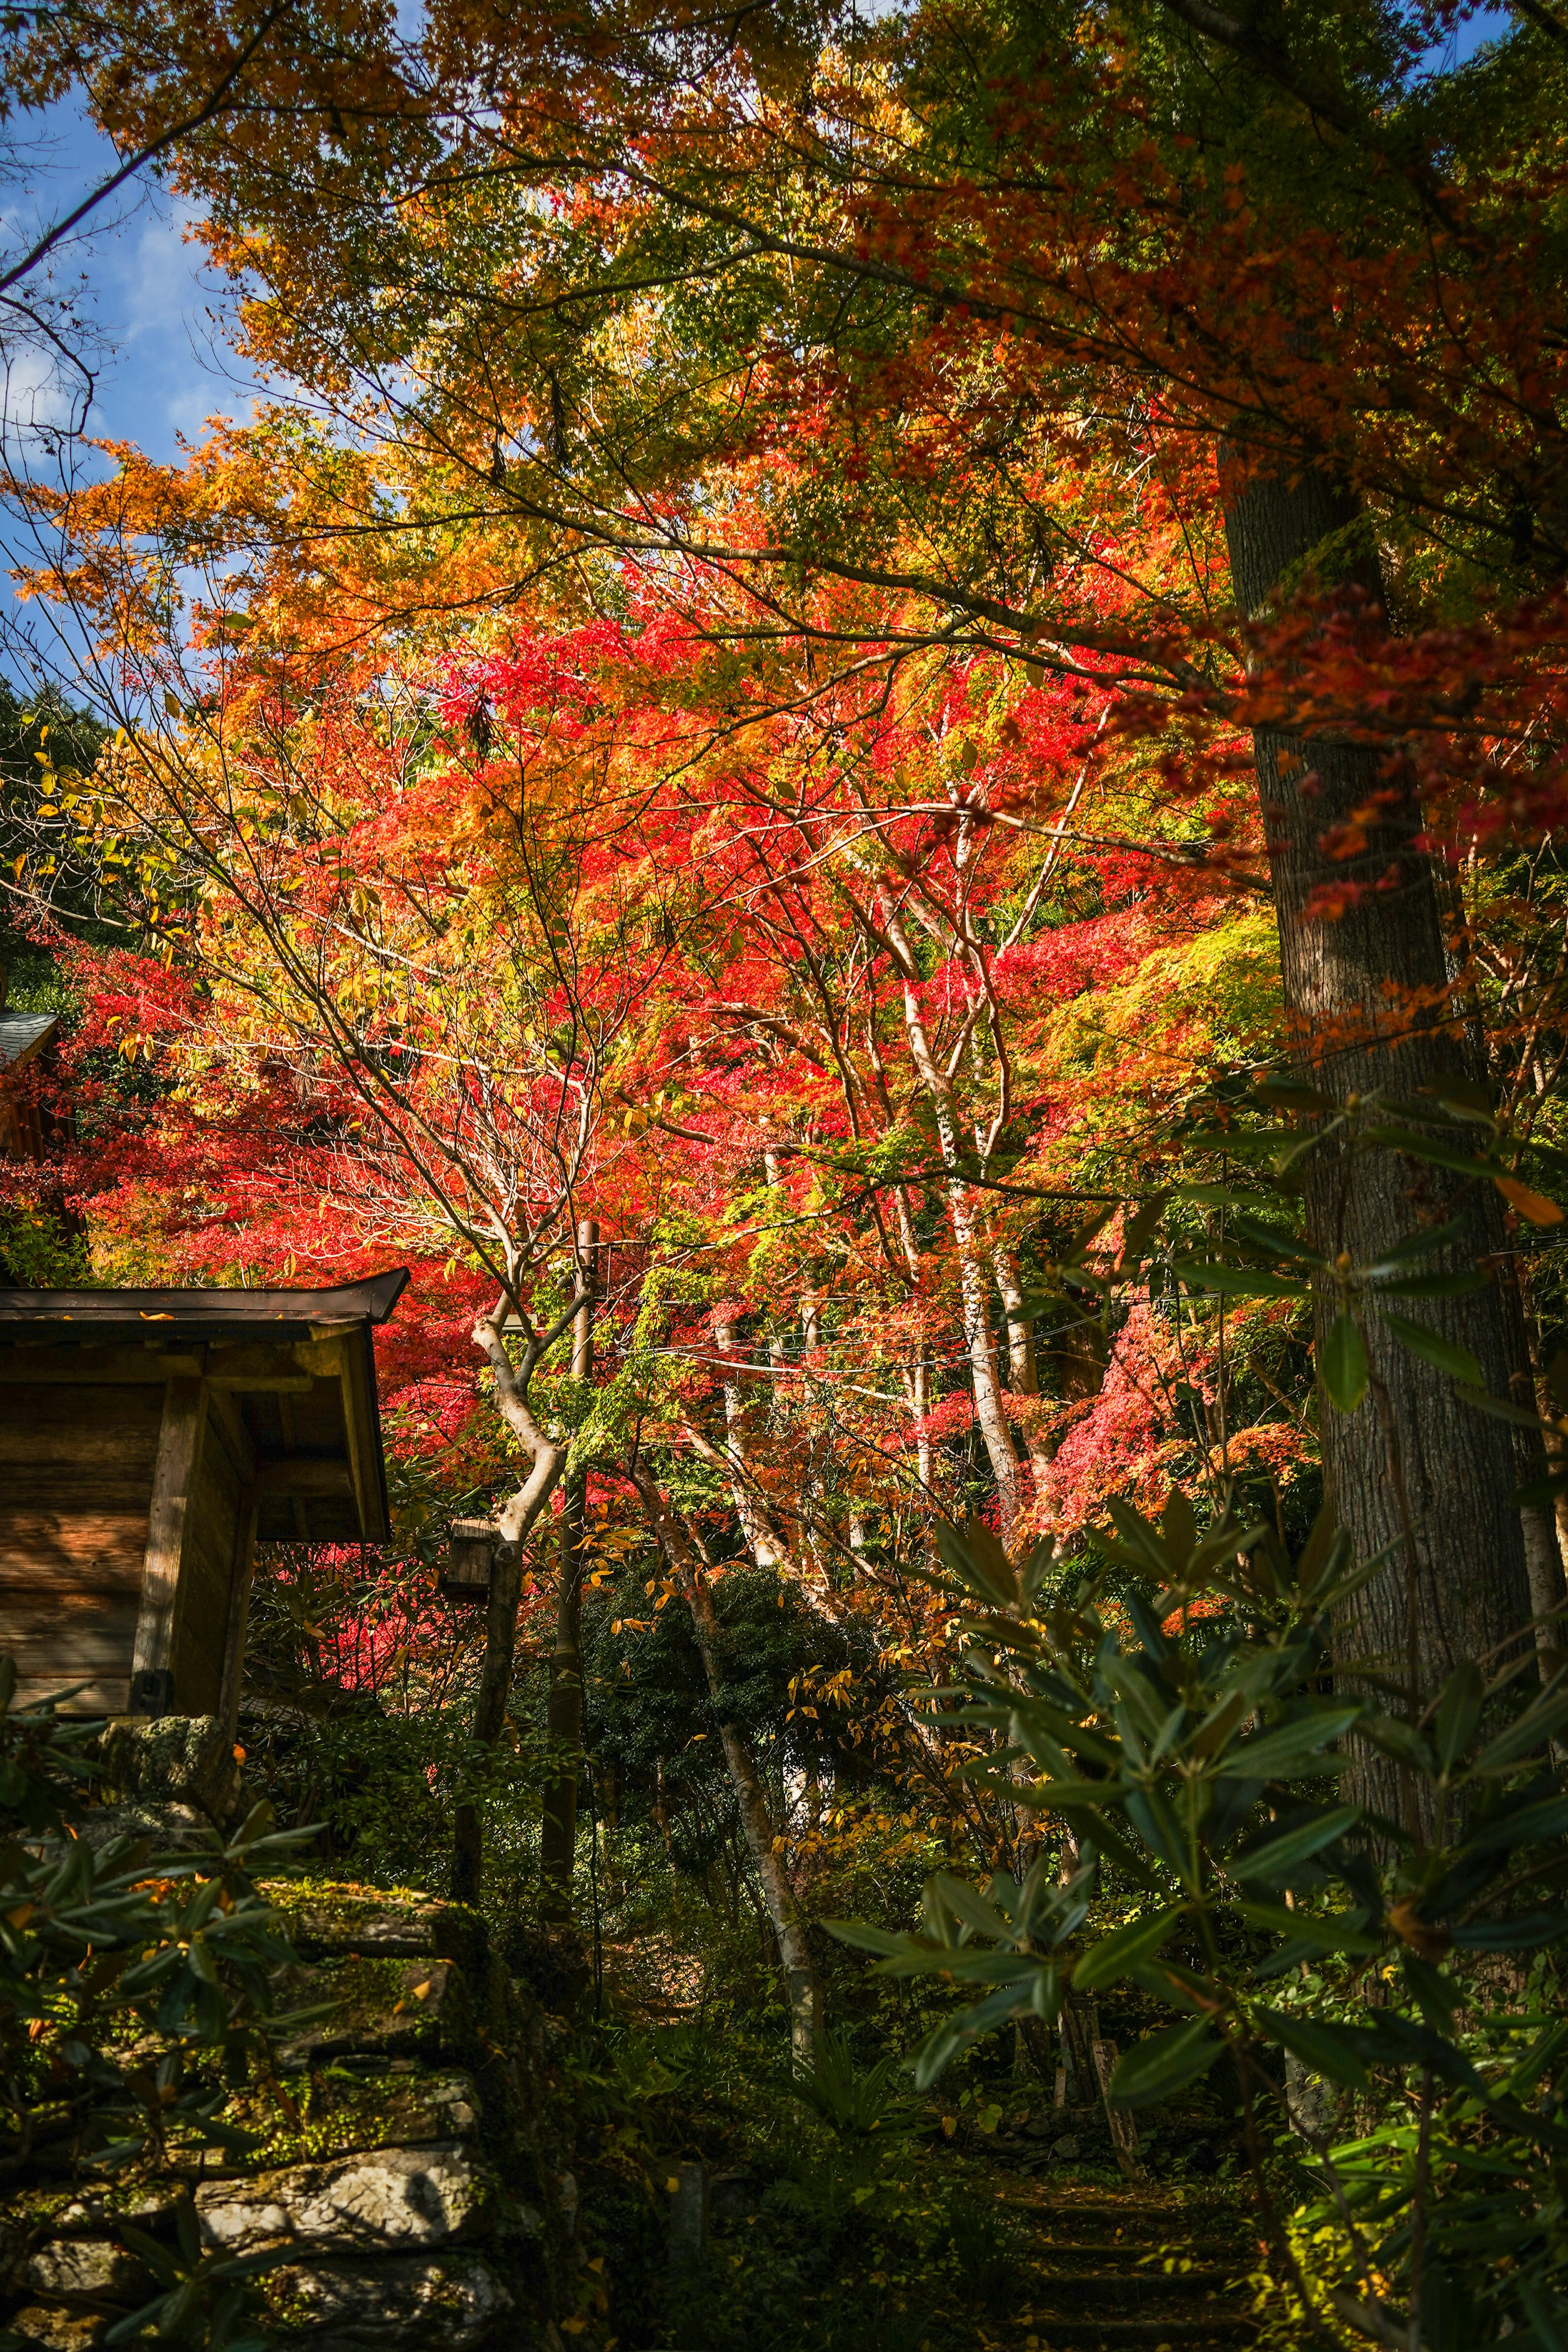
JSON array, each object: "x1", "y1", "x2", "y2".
[{"x1": 0, "y1": 1384, "x2": 165, "y2": 1711}]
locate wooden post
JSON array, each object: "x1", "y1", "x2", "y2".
[
  {"x1": 541, "y1": 1218, "x2": 597, "y2": 1915},
  {"x1": 1091, "y1": 2036, "x2": 1143, "y2": 2179},
  {"x1": 217, "y1": 1485, "x2": 259, "y2": 1743},
  {"x1": 129, "y1": 1377, "x2": 208, "y2": 1715}
]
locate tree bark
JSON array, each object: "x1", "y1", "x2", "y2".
[
  {"x1": 879, "y1": 886, "x2": 1024, "y2": 1536},
  {"x1": 541, "y1": 1220, "x2": 598, "y2": 1917},
  {"x1": 630, "y1": 1459, "x2": 823, "y2": 2061},
  {"x1": 1223, "y1": 464, "x2": 1533, "y2": 1818},
  {"x1": 451, "y1": 1283, "x2": 580, "y2": 1906}
]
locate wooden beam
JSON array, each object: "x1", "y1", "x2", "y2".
[
  {"x1": 205, "y1": 1343, "x2": 315, "y2": 1392},
  {"x1": 0, "y1": 1347, "x2": 206, "y2": 1383},
  {"x1": 217, "y1": 1484, "x2": 259, "y2": 1744},
  {"x1": 207, "y1": 1386, "x2": 258, "y2": 1483},
  {"x1": 129, "y1": 1377, "x2": 207, "y2": 1712},
  {"x1": 255, "y1": 1459, "x2": 352, "y2": 1497},
  {"x1": 336, "y1": 1338, "x2": 379, "y2": 1540}
]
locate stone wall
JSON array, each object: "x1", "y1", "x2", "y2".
[{"x1": 3, "y1": 1722, "x2": 585, "y2": 2352}]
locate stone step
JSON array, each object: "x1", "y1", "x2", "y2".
[
  {"x1": 1029, "y1": 2267, "x2": 1241, "y2": 2303},
  {"x1": 1019, "y1": 2319, "x2": 1256, "y2": 2347}
]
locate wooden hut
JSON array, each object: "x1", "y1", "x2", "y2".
[
  {"x1": 0, "y1": 1006, "x2": 61, "y2": 1163},
  {"x1": 0, "y1": 1270, "x2": 409, "y2": 1724}
]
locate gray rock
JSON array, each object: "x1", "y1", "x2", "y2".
[
  {"x1": 72, "y1": 1801, "x2": 218, "y2": 1855},
  {"x1": 261, "y1": 2252, "x2": 512, "y2": 2347},
  {"x1": 1050, "y1": 2135, "x2": 1080, "y2": 2160},
  {"x1": 8, "y1": 2308, "x2": 109, "y2": 2351},
  {"x1": 96, "y1": 1715, "x2": 245, "y2": 1832},
  {"x1": 196, "y1": 2145, "x2": 488, "y2": 2257},
  {"x1": 24, "y1": 2239, "x2": 149, "y2": 2301}
]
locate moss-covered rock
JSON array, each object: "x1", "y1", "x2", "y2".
[
  {"x1": 3, "y1": 1784, "x2": 580, "y2": 2352},
  {"x1": 257, "y1": 1878, "x2": 488, "y2": 1978},
  {"x1": 269, "y1": 1955, "x2": 473, "y2": 2065},
  {"x1": 219, "y1": 2064, "x2": 481, "y2": 2172},
  {"x1": 258, "y1": 2250, "x2": 515, "y2": 2348}
]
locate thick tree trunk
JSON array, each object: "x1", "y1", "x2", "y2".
[
  {"x1": 541, "y1": 1223, "x2": 597, "y2": 1917},
  {"x1": 1223, "y1": 467, "x2": 1533, "y2": 1819},
  {"x1": 630, "y1": 1461, "x2": 823, "y2": 2061}
]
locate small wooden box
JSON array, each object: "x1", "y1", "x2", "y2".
[{"x1": 443, "y1": 1518, "x2": 497, "y2": 1601}]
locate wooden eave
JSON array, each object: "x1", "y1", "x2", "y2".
[{"x1": 0, "y1": 1272, "x2": 408, "y2": 1546}]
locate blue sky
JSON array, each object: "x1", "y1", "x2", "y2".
[
  {"x1": 2, "y1": 3, "x2": 1521, "y2": 470},
  {"x1": 4, "y1": 104, "x2": 265, "y2": 464}
]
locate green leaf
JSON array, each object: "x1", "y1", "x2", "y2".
[
  {"x1": 1473, "y1": 1692, "x2": 1568, "y2": 1776},
  {"x1": 1381, "y1": 1313, "x2": 1483, "y2": 1386},
  {"x1": 1320, "y1": 1313, "x2": 1368, "y2": 1412},
  {"x1": 1232, "y1": 1805, "x2": 1361, "y2": 1882},
  {"x1": 1514, "y1": 1472, "x2": 1568, "y2": 1511},
  {"x1": 1171, "y1": 1260, "x2": 1310, "y2": 1301},
  {"x1": 824, "y1": 1920, "x2": 923, "y2": 1959},
  {"x1": 1360, "y1": 1125, "x2": 1498, "y2": 1180},
  {"x1": 1253, "y1": 2009, "x2": 1382, "y2": 2091},
  {"x1": 1374, "y1": 1271, "x2": 1489, "y2": 1300},
  {"x1": 1433, "y1": 1662, "x2": 1484, "y2": 1776},
  {"x1": 1463, "y1": 1791, "x2": 1568, "y2": 1853},
  {"x1": 1454, "y1": 1384, "x2": 1554, "y2": 1432},
  {"x1": 1119, "y1": 1190, "x2": 1171, "y2": 1267},
  {"x1": 1230, "y1": 1706, "x2": 1362, "y2": 1779},
  {"x1": 1107, "y1": 2020, "x2": 1223, "y2": 2108},
  {"x1": 1256, "y1": 1077, "x2": 1341, "y2": 1114},
  {"x1": 1073, "y1": 1906, "x2": 1185, "y2": 1992},
  {"x1": 1449, "y1": 1912, "x2": 1568, "y2": 1951}
]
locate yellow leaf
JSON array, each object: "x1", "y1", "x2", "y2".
[
  {"x1": 1497, "y1": 1177, "x2": 1565, "y2": 1226},
  {"x1": 665, "y1": 2175, "x2": 680, "y2": 2194}
]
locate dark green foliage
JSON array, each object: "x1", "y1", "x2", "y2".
[
  {"x1": 830, "y1": 1503, "x2": 1568, "y2": 2347},
  {"x1": 0, "y1": 1660, "x2": 315, "y2": 2346}
]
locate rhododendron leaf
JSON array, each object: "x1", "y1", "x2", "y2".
[
  {"x1": 1255, "y1": 1078, "x2": 1341, "y2": 1115},
  {"x1": 1232, "y1": 1805, "x2": 1361, "y2": 1882},
  {"x1": 1382, "y1": 1314, "x2": 1483, "y2": 1388},
  {"x1": 1108, "y1": 2019, "x2": 1223, "y2": 2108},
  {"x1": 1321, "y1": 1312, "x2": 1368, "y2": 1412},
  {"x1": 1454, "y1": 1384, "x2": 1554, "y2": 1431},
  {"x1": 1253, "y1": 2011, "x2": 1380, "y2": 2092},
  {"x1": 1228, "y1": 1707, "x2": 1361, "y2": 1779},
  {"x1": 1434, "y1": 1662, "x2": 1484, "y2": 1776},
  {"x1": 1161, "y1": 1488, "x2": 1197, "y2": 1572},
  {"x1": 1074, "y1": 1907, "x2": 1185, "y2": 1992},
  {"x1": 1361, "y1": 1126, "x2": 1499, "y2": 1180},
  {"x1": 1172, "y1": 1259, "x2": 1309, "y2": 1301},
  {"x1": 1375, "y1": 1270, "x2": 1490, "y2": 1299}
]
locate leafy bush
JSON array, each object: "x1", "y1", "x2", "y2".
[
  {"x1": 0, "y1": 1662, "x2": 307, "y2": 2345},
  {"x1": 832, "y1": 1506, "x2": 1568, "y2": 2350}
]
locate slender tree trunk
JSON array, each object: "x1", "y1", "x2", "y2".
[
  {"x1": 994, "y1": 1243, "x2": 1054, "y2": 1513},
  {"x1": 879, "y1": 887, "x2": 1024, "y2": 1535},
  {"x1": 630, "y1": 1460, "x2": 823, "y2": 2062},
  {"x1": 452, "y1": 1283, "x2": 581, "y2": 1905},
  {"x1": 541, "y1": 1220, "x2": 598, "y2": 1917},
  {"x1": 713, "y1": 1312, "x2": 792, "y2": 1571},
  {"x1": 1223, "y1": 467, "x2": 1533, "y2": 1810}
]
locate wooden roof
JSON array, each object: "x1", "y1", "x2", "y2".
[
  {"x1": 0, "y1": 1268, "x2": 408, "y2": 1338},
  {"x1": 0, "y1": 1271, "x2": 410, "y2": 1546},
  {"x1": 0, "y1": 1011, "x2": 60, "y2": 1073}
]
